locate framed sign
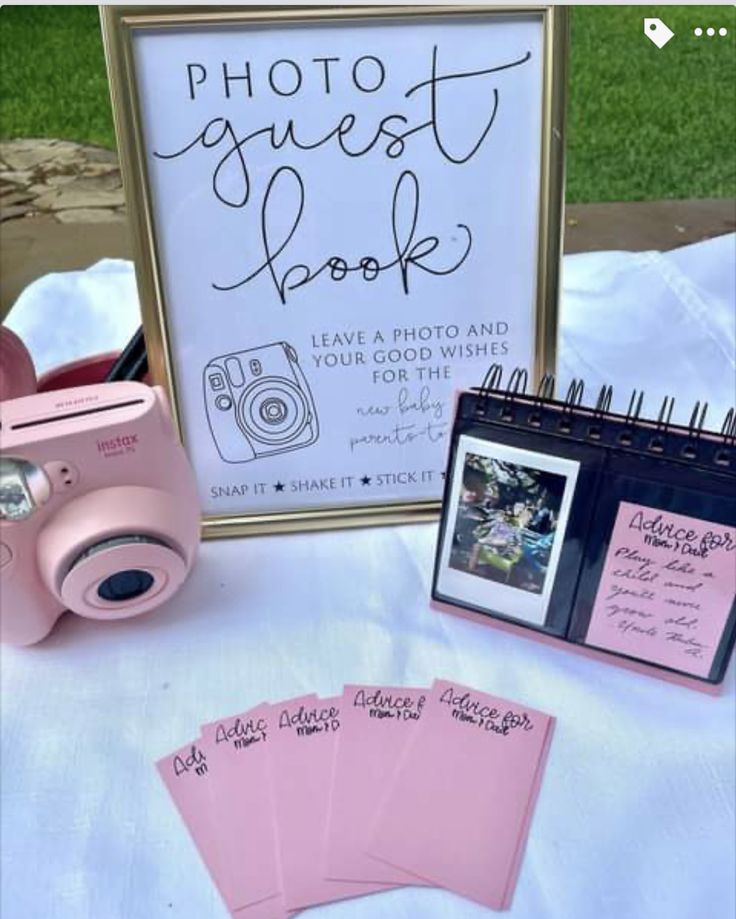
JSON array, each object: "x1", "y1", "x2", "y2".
[{"x1": 101, "y1": 5, "x2": 567, "y2": 537}]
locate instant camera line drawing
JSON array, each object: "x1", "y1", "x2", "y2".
[{"x1": 203, "y1": 342, "x2": 320, "y2": 464}]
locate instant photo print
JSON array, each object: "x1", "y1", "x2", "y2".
[
  {"x1": 436, "y1": 437, "x2": 585, "y2": 634},
  {"x1": 433, "y1": 367, "x2": 736, "y2": 688}
]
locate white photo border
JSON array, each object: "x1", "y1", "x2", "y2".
[{"x1": 436, "y1": 433, "x2": 580, "y2": 626}]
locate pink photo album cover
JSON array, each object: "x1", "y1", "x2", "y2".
[{"x1": 368, "y1": 679, "x2": 555, "y2": 910}]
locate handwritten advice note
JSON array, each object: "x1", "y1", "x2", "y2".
[
  {"x1": 131, "y1": 16, "x2": 546, "y2": 513},
  {"x1": 585, "y1": 502, "x2": 736, "y2": 677}
]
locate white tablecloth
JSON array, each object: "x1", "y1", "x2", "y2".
[{"x1": 2, "y1": 237, "x2": 735, "y2": 919}]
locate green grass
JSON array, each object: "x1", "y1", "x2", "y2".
[
  {"x1": 0, "y1": 7, "x2": 113, "y2": 151},
  {"x1": 1, "y1": 5, "x2": 734, "y2": 202},
  {"x1": 567, "y1": 6, "x2": 736, "y2": 201}
]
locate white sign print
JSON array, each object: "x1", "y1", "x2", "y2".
[{"x1": 128, "y1": 12, "x2": 551, "y2": 520}]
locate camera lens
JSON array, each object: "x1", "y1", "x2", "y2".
[
  {"x1": 97, "y1": 569, "x2": 154, "y2": 602},
  {"x1": 260, "y1": 397, "x2": 288, "y2": 425},
  {"x1": 47, "y1": 496, "x2": 195, "y2": 624},
  {"x1": 67, "y1": 534, "x2": 167, "y2": 607},
  {"x1": 239, "y1": 379, "x2": 309, "y2": 445}
]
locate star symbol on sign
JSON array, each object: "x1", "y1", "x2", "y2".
[
  {"x1": 361, "y1": 475, "x2": 372, "y2": 486},
  {"x1": 274, "y1": 481, "x2": 285, "y2": 492}
]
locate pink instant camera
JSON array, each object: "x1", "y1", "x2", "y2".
[{"x1": 0, "y1": 382, "x2": 200, "y2": 645}]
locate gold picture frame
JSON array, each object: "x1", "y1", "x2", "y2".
[{"x1": 101, "y1": 4, "x2": 568, "y2": 538}]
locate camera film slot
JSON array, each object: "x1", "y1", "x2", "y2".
[{"x1": 10, "y1": 398, "x2": 146, "y2": 431}]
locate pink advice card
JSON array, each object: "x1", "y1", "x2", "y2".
[
  {"x1": 324, "y1": 684, "x2": 433, "y2": 886},
  {"x1": 267, "y1": 694, "x2": 395, "y2": 911},
  {"x1": 157, "y1": 738, "x2": 293, "y2": 919},
  {"x1": 199, "y1": 703, "x2": 283, "y2": 912},
  {"x1": 367, "y1": 679, "x2": 555, "y2": 910},
  {"x1": 585, "y1": 502, "x2": 736, "y2": 677}
]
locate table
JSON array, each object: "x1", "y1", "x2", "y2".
[{"x1": 2, "y1": 236, "x2": 735, "y2": 919}]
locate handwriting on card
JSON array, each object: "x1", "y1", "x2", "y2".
[
  {"x1": 278, "y1": 703, "x2": 341, "y2": 737},
  {"x1": 586, "y1": 502, "x2": 736, "y2": 677},
  {"x1": 352, "y1": 688, "x2": 426, "y2": 721},
  {"x1": 438, "y1": 687, "x2": 534, "y2": 735},
  {"x1": 214, "y1": 716, "x2": 268, "y2": 750},
  {"x1": 173, "y1": 745, "x2": 209, "y2": 777}
]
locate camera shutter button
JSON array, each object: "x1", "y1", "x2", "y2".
[{"x1": 215, "y1": 394, "x2": 232, "y2": 411}]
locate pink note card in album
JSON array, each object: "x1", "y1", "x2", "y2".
[
  {"x1": 157, "y1": 737, "x2": 292, "y2": 919},
  {"x1": 324, "y1": 684, "x2": 433, "y2": 886},
  {"x1": 585, "y1": 502, "x2": 736, "y2": 678},
  {"x1": 368, "y1": 679, "x2": 555, "y2": 910},
  {"x1": 200, "y1": 703, "x2": 283, "y2": 913},
  {"x1": 268, "y1": 694, "x2": 394, "y2": 911}
]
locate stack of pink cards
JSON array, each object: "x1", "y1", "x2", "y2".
[{"x1": 157, "y1": 680, "x2": 555, "y2": 916}]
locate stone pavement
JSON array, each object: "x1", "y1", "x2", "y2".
[
  {"x1": 1, "y1": 138, "x2": 735, "y2": 318},
  {"x1": 1, "y1": 139, "x2": 125, "y2": 224}
]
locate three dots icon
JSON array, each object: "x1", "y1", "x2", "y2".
[{"x1": 694, "y1": 27, "x2": 728, "y2": 37}]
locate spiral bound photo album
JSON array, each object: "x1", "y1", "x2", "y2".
[{"x1": 433, "y1": 367, "x2": 736, "y2": 689}]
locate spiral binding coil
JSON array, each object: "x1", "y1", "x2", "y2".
[
  {"x1": 721, "y1": 408, "x2": 736, "y2": 444},
  {"x1": 614, "y1": 390, "x2": 643, "y2": 447},
  {"x1": 587, "y1": 385, "x2": 613, "y2": 440},
  {"x1": 558, "y1": 379, "x2": 584, "y2": 434},
  {"x1": 644, "y1": 395, "x2": 676, "y2": 453},
  {"x1": 471, "y1": 364, "x2": 735, "y2": 470},
  {"x1": 536, "y1": 373, "x2": 555, "y2": 403},
  {"x1": 478, "y1": 362, "x2": 503, "y2": 397},
  {"x1": 594, "y1": 385, "x2": 613, "y2": 416},
  {"x1": 526, "y1": 373, "x2": 555, "y2": 427},
  {"x1": 624, "y1": 390, "x2": 644, "y2": 424},
  {"x1": 507, "y1": 367, "x2": 529, "y2": 396},
  {"x1": 680, "y1": 401, "x2": 709, "y2": 461},
  {"x1": 688, "y1": 401, "x2": 708, "y2": 437},
  {"x1": 564, "y1": 379, "x2": 585, "y2": 407},
  {"x1": 474, "y1": 362, "x2": 504, "y2": 417},
  {"x1": 498, "y1": 368, "x2": 529, "y2": 422}
]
